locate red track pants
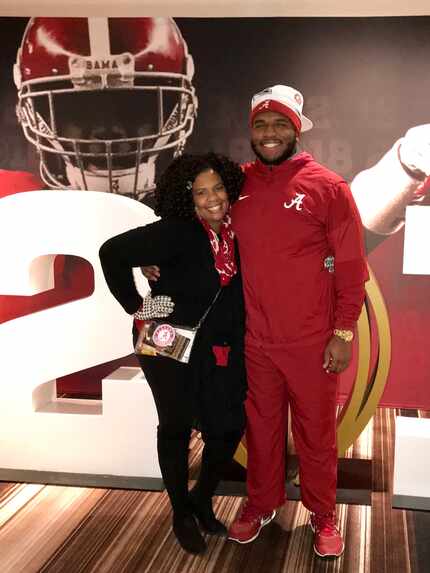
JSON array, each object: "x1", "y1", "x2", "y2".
[{"x1": 245, "y1": 339, "x2": 338, "y2": 515}]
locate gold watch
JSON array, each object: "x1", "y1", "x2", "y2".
[{"x1": 333, "y1": 329, "x2": 354, "y2": 342}]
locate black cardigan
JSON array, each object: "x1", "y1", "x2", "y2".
[
  {"x1": 100, "y1": 217, "x2": 227, "y2": 322},
  {"x1": 99, "y1": 217, "x2": 247, "y2": 430}
]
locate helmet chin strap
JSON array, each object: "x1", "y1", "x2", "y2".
[{"x1": 65, "y1": 159, "x2": 156, "y2": 199}]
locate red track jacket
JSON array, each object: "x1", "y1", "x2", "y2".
[{"x1": 231, "y1": 152, "x2": 368, "y2": 347}]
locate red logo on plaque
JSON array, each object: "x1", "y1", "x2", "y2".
[{"x1": 153, "y1": 324, "x2": 176, "y2": 347}]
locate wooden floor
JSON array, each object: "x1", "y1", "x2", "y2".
[{"x1": 1, "y1": 408, "x2": 429, "y2": 573}]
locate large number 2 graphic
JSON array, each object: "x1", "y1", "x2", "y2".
[{"x1": 0, "y1": 191, "x2": 161, "y2": 480}]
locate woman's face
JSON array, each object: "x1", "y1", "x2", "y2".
[{"x1": 192, "y1": 169, "x2": 229, "y2": 232}]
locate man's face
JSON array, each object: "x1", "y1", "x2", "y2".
[{"x1": 250, "y1": 110, "x2": 297, "y2": 165}]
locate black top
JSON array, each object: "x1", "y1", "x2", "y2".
[
  {"x1": 100, "y1": 217, "x2": 225, "y2": 324},
  {"x1": 99, "y1": 217, "x2": 247, "y2": 430}
]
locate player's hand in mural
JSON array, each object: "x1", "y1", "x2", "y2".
[
  {"x1": 351, "y1": 123, "x2": 430, "y2": 236},
  {"x1": 399, "y1": 124, "x2": 430, "y2": 180},
  {"x1": 134, "y1": 293, "x2": 174, "y2": 320}
]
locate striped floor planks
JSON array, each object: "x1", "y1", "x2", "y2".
[{"x1": 0, "y1": 408, "x2": 428, "y2": 573}]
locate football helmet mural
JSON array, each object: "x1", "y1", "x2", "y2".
[{"x1": 14, "y1": 17, "x2": 198, "y2": 200}]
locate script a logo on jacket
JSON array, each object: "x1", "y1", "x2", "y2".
[{"x1": 284, "y1": 192, "x2": 305, "y2": 211}]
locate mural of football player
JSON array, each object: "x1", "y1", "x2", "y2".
[
  {"x1": 2, "y1": 15, "x2": 429, "y2": 405},
  {"x1": 13, "y1": 16, "x2": 197, "y2": 201},
  {"x1": 1, "y1": 16, "x2": 198, "y2": 394}
]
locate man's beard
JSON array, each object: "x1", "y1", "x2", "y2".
[{"x1": 251, "y1": 139, "x2": 297, "y2": 165}]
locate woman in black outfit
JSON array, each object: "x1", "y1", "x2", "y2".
[{"x1": 99, "y1": 153, "x2": 246, "y2": 555}]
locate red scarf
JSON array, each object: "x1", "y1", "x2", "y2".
[{"x1": 199, "y1": 213, "x2": 237, "y2": 286}]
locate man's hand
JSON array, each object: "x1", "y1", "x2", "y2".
[
  {"x1": 399, "y1": 124, "x2": 430, "y2": 179},
  {"x1": 141, "y1": 265, "x2": 161, "y2": 282},
  {"x1": 323, "y1": 336, "x2": 352, "y2": 374}
]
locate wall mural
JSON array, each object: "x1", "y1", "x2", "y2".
[{"x1": 1, "y1": 16, "x2": 429, "y2": 475}]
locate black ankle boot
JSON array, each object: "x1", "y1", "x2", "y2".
[
  {"x1": 189, "y1": 489, "x2": 227, "y2": 536},
  {"x1": 188, "y1": 433, "x2": 241, "y2": 536},
  {"x1": 172, "y1": 513, "x2": 207, "y2": 554}
]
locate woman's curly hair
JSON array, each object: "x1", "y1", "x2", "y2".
[{"x1": 154, "y1": 152, "x2": 245, "y2": 219}]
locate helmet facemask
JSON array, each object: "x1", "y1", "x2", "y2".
[{"x1": 17, "y1": 70, "x2": 196, "y2": 200}]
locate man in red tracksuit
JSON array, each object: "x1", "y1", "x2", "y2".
[{"x1": 227, "y1": 85, "x2": 368, "y2": 558}]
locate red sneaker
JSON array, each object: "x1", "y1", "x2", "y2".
[
  {"x1": 228, "y1": 501, "x2": 276, "y2": 544},
  {"x1": 310, "y1": 512, "x2": 344, "y2": 558}
]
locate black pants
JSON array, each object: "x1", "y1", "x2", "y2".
[
  {"x1": 137, "y1": 354, "x2": 195, "y2": 435},
  {"x1": 136, "y1": 352, "x2": 243, "y2": 517}
]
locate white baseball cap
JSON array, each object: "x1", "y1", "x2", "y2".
[{"x1": 250, "y1": 85, "x2": 313, "y2": 133}]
